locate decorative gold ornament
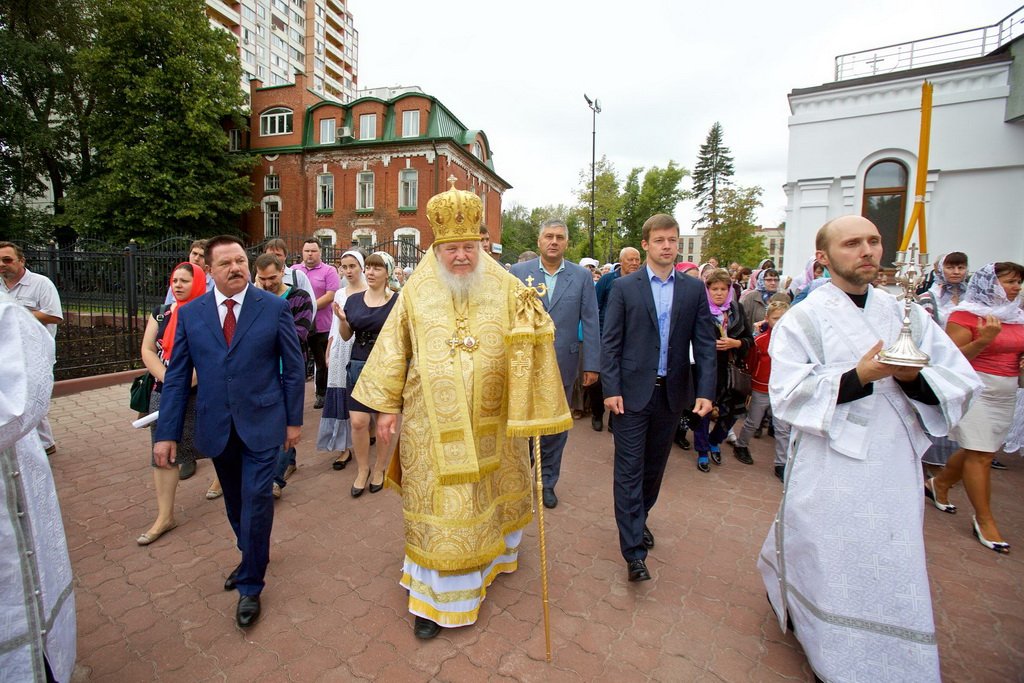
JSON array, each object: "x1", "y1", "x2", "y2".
[
  {"x1": 428, "y1": 175, "x2": 484, "y2": 245},
  {"x1": 447, "y1": 315, "x2": 478, "y2": 355},
  {"x1": 524, "y1": 274, "x2": 548, "y2": 297}
]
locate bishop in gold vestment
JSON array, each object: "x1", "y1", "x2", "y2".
[{"x1": 352, "y1": 180, "x2": 570, "y2": 638}]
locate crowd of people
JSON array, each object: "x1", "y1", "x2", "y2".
[{"x1": 2, "y1": 186, "x2": 1022, "y2": 681}]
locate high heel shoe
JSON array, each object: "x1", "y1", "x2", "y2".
[
  {"x1": 333, "y1": 451, "x2": 351, "y2": 471},
  {"x1": 350, "y1": 484, "x2": 365, "y2": 498},
  {"x1": 972, "y1": 517, "x2": 1010, "y2": 554},
  {"x1": 924, "y1": 478, "x2": 956, "y2": 514},
  {"x1": 368, "y1": 472, "x2": 384, "y2": 494}
]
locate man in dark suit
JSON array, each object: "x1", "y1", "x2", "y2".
[
  {"x1": 510, "y1": 218, "x2": 600, "y2": 509},
  {"x1": 601, "y1": 214, "x2": 717, "y2": 582},
  {"x1": 154, "y1": 235, "x2": 305, "y2": 627}
]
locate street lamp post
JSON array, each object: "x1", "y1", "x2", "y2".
[
  {"x1": 584, "y1": 94, "x2": 601, "y2": 259},
  {"x1": 600, "y1": 218, "x2": 608, "y2": 263}
]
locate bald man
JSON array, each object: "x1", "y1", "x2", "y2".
[{"x1": 757, "y1": 215, "x2": 980, "y2": 682}]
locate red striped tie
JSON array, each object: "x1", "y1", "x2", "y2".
[{"x1": 223, "y1": 299, "x2": 236, "y2": 346}]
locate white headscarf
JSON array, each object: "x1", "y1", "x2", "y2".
[
  {"x1": 927, "y1": 253, "x2": 968, "y2": 314},
  {"x1": 949, "y1": 263, "x2": 1024, "y2": 324},
  {"x1": 340, "y1": 250, "x2": 366, "y2": 290}
]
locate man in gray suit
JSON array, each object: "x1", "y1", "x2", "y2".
[{"x1": 510, "y1": 218, "x2": 600, "y2": 508}]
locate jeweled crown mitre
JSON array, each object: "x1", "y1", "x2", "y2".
[{"x1": 428, "y1": 175, "x2": 483, "y2": 245}]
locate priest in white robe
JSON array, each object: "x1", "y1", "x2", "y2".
[
  {"x1": 759, "y1": 216, "x2": 980, "y2": 682},
  {"x1": 0, "y1": 291, "x2": 76, "y2": 682}
]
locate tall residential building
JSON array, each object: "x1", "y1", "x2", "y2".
[{"x1": 205, "y1": 0, "x2": 359, "y2": 102}]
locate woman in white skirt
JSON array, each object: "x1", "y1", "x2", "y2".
[
  {"x1": 926, "y1": 262, "x2": 1024, "y2": 553},
  {"x1": 316, "y1": 250, "x2": 366, "y2": 470}
]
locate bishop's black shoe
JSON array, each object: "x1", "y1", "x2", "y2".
[
  {"x1": 642, "y1": 526, "x2": 655, "y2": 549},
  {"x1": 224, "y1": 563, "x2": 241, "y2": 591},
  {"x1": 413, "y1": 616, "x2": 442, "y2": 639}
]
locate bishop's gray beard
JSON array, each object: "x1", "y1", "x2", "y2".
[{"x1": 437, "y1": 258, "x2": 484, "y2": 300}]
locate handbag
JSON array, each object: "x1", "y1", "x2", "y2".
[
  {"x1": 130, "y1": 372, "x2": 155, "y2": 413},
  {"x1": 727, "y1": 358, "x2": 752, "y2": 398}
]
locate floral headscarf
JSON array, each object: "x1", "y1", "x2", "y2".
[
  {"x1": 706, "y1": 272, "x2": 734, "y2": 318},
  {"x1": 949, "y1": 263, "x2": 1024, "y2": 324},
  {"x1": 371, "y1": 251, "x2": 401, "y2": 291}
]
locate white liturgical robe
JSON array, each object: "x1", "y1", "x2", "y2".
[
  {"x1": 759, "y1": 283, "x2": 980, "y2": 683},
  {"x1": 0, "y1": 292, "x2": 76, "y2": 682}
]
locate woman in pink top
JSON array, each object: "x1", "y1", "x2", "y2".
[{"x1": 927, "y1": 262, "x2": 1024, "y2": 553}]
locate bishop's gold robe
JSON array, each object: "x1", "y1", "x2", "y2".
[{"x1": 352, "y1": 250, "x2": 571, "y2": 574}]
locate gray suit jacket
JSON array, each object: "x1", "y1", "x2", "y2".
[{"x1": 510, "y1": 258, "x2": 601, "y2": 388}]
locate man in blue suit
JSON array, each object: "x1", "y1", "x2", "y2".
[
  {"x1": 601, "y1": 214, "x2": 717, "y2": 582},
  {"x1": 154, "y1": 235, "x2": 305, "y2": 627},
  {"x1": 510, "y1": 218, "x2": 600, "y2": 509}
]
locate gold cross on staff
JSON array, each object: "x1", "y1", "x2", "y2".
[{"x1": 524, "y1": 274, "x2": 547, "y2": 296}]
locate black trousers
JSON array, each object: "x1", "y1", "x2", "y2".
[
  {"x1": 612, "y1": 383, "x2": 679, "y2": 561},
  {"x1": 587, "y1": 380, "x2": 604, "y2": 421},
  {"x1": 308, "y1": 331, "x2": 329, "y2": 396}
]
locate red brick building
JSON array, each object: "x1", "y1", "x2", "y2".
[{"x1": 232, "y1": 75, "x2": 510, "y2": 261}]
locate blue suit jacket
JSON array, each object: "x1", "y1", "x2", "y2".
[
  {"x1": 154, "y1": 284, "x2": 306, "y2": 457},
  {"x1": 600, "y1": 268, "x2": 717, "y2": 414},
  {"x1": 510, "y1": 258, "x2": 601, "y2": 388}
]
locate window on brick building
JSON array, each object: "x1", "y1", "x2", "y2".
[
  {"x1": 260, "y1": 107, "x2": 293, "y2": 136},
  {"x1": 318, "y1": 174, "x2": 334, "y2": 212},
  {"x1": 359, "y1": 114, "x2": 376, "y2": 140},
  {"x1": 357, "y1": 172, "x2": 374, "y2": 210},
  {"x1": 264, "y1": 201, "x2": 280, "y2": 238},
  {"x1": 402, "y1": 110, "x2": 419, "y2": 138},
  {"x1": 399, "y1": 169, "x2": 417, "y2": 209},
  {"x1": 320, "y1": 118, "x2": 336, "y2": 144},
  {"x1": 228, "y1": 129, "x2": 242, "y2": 152},
  {"x1": 472, "y1": 142, "x2": 483, "y2": 159},
  {"x1": 264, "y1": 174, "x2": 280, "y2": 192}
]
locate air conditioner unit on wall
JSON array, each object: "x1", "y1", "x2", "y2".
[{"x1": 338, "y1": 126, "x2": 352, "y2": 138}]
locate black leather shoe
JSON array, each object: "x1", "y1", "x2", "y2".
[
  {"x1": 351, "y1": 484, "x2": 365, "y2": 498},
  {"x1": 774, "y1": 465, "x2": 785, "y2": 482},
  {"x1": 591, "y1": 415, "x2": 603, "y2": 432},
  {"x1": 236, "y1": 595, "x2": 261, "y2": 627},
  {"x1": 733, "y1": 446, "x2": 754, "y2": 465},
  {"x1": 696, "y1": 454, "x2": 710, "y2": 473},
  {"x1": 332, "y1": 452, "x2": 351, "y2": 471},
  {"x1": 224, "y1": 563, "x2": 241, "y2": 591},
  {"x1": 369, "y1": 474, "x2": 384, "y2": 494},
  {"x1": 709, "y1": 448, "x2": 722, "y2": 466},
  {"x1": 542, "y1": 487, "x2": 558, "y2": 509},
  {"x1": 178, "y1": 460, "x2": 196, "y2": 480},
  {"x1": 627, "y1": 558, "x2": 651, "y2": 582},
  {"x1": 313, "y1": 394, "x2": 325, "y2": 410},
  {"x1": 413, "y1": 616, "x2": 442, "y2": 639},
  {"x1": 642, "y1": 526, "x2": 655, "y2": 549}
]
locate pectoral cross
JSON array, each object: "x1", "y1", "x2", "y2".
[{"x1": 524, "y1": 274, "x2": 547, "y2": 296}]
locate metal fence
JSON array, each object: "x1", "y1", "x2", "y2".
[{"x1": 22, "y1": 236, "x2": 424, "y2": 381}]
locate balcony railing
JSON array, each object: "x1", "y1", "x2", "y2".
[{"x1": 834, "y1": 5, "x2": 1023, "y2": 81}]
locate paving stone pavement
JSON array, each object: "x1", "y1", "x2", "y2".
[{"x1": 48, "y1": 381, "x2": 1023, "y2": 682}]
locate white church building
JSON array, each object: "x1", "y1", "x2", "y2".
[{"x1": 782, "y1": 7, "x2": 1024, "y2": 272}]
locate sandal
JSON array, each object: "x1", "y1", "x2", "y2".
[{"x1": 137, "y1": 521, "x2": 178, "y2": 546}]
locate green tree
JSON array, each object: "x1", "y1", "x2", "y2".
[
  {"x1": 690, "y1": 122, "x2": 734, "y2": 229},
  {"x1": 0, "y1": 0, "x2": 93, "y2": 243},
  {"x1": 618, "y1": 167, "x2": 642, "y2": 249},
  {"x1": 574, "y1": 155, "x2": 622, "y2": 259},
  {"x1": 499, "y1": 203, "x2": 534, "y2": 262},
  {"x1": 701, "y1": 185, "x2": 766, "y2": 266},
  {"x1": 63, "y1": 0, "x2": 254, "y2": 243},
  {"x1": 634, "y1": 161, "x2": 688, "y2": 241}
]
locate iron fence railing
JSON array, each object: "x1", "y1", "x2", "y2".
[
  {"x1": 834, "y1": 5, "x2": 1024, "y2": 81},
  {"x1": 22, "y1": 236, "x2": 425, "y2": 381}
]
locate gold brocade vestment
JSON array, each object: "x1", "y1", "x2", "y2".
[{"x1": 352, "y1": 250, "x2": 571, "y2": 573}]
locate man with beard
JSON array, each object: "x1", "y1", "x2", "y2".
[
  {"x1": 352, "y1": 178, "x2": 570, "y2": 640},
  {"x1": 758, "y1": 215, "x2": 979, "y2": 682}
]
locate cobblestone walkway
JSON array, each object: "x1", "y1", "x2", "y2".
[{"x1": 49, "y1": 382, "x2": 1023, "y2": 682}]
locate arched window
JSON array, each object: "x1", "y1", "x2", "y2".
[
  {"x1": 260, "y1": 107, "x2": 293, "y2": 136},
  {"x1": 861, "y1": 160, "x2": 908, "y2": 263}
]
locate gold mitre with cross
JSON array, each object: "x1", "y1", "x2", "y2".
[{"x1": 428, "y1": 175, "x2": 483, "y2": 245}]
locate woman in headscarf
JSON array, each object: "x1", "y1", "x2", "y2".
[
  {"x1": 692, "y1": 269, "x2": 754, "y2": 472},
  {"x1": 137, "y1": 262, "x2": 207, "y2": 545},
  {"x1": 739, "y1": 267, "x2": 787, "y2": 331},
  {"x1": 318, "y1": 250, "x2": 366, "y2": 471},
  {"x1": 917, "y1": 251, "x2": 968, "y2": 326},
  {"x1": 926, "y1": 262, "x2": 1024, "y2": 553},
  {"x1": 336, "y1": 251, "x2": 399, "y2": 496}
]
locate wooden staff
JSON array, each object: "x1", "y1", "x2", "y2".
[{"x1": 534, "y1": 435, "x2": 552, "y2": 662}]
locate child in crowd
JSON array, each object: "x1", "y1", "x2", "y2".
[{"x1": 731, "y1": 300, "x2": 792, "y2": 480}]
